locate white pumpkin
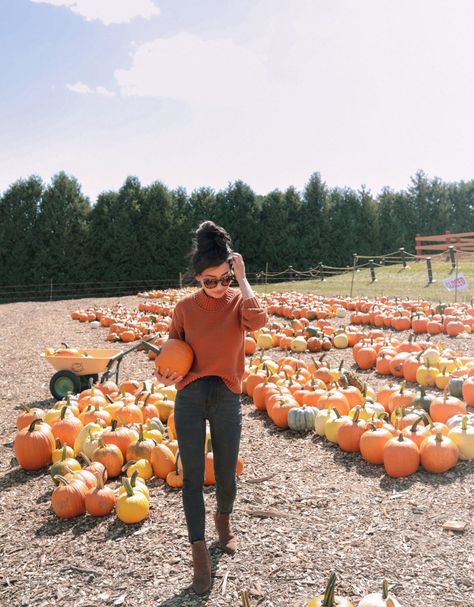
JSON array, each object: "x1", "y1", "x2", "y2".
[{"x1": 358, "y1": 581, "x2": 401, "y2": 607}]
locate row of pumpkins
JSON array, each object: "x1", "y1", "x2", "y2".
[
  {"x1": 14, "y1": 377, "x2": 243, "y2": 522},
  {"x1": 243, "y1": 353, "x2": 474, "y2": 477},
  {"x1": 351, "y1": 334, "x2": 474, "y2": 398},
  {"x1": 265, "y1": 291, "x2": 474, "y2": 334}
]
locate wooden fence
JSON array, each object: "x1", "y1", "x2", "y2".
[{"x1": 415, "y1": 230, "x2": 474, "y2": 258}]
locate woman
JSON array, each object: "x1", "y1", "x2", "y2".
[{"x1": 154, "y1": 221, "x2": 267, "y2": 595}]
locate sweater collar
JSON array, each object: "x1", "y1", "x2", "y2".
[{"x1": 193, "y1": 287, "x2": 236, "y2": 311}]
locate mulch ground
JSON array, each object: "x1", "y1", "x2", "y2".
[{"x1": 0, "y1": 295, "x2": 473, "y2": 607}]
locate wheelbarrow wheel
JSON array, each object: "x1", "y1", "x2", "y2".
[{"x1": 50, "y1": 370, "x2": 82, "y2": 400}]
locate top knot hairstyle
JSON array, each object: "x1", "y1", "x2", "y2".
[{"x1": 191, "y1": 221, "x2": 233, "y2": 275}]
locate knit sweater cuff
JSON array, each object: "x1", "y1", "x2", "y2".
[{"x1": 242, "y1": 296, "x2": 262, "y2": 308}]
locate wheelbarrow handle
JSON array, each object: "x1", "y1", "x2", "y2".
[{"x1": 139, "y1": 341, "x2": 162, "y2": 356}]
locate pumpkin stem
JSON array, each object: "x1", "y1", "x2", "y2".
[
  {"x1": 53, "y1": 474, "x2": 70, "y2": 486},
  {"x1": 130, "y1": 469, "x2": 139, "y2": 487},
  {"x1": 382, "y1": 579, "x2": 389, "y2": 600},
  {"x1": 122, "y1": 460, "x2": 136, "y2": 472},
  {"x1": 28, "y1": 418, "x2": 44, "y2": 432},
  {"x1": 79, "y1": 451, "x2": 92, "y2": 465},
  {"x1": 122, "y1": 477, "x2": 135, "y2": 497},
  {"x1": 321, "y1": 572, "x2": 337, "y2": 607},
  {"x1": 61, "y1": 444, "x2": 68, "y2": 462}
]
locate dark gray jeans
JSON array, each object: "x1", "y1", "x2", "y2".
[{"x1": 174, "y1": 376, "x2": 242, "y2": 543}]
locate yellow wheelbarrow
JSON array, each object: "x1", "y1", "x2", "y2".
[{"x1": 42, "y1": 335, "x2": 160, "y2": 399}]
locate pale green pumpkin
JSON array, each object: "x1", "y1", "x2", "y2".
[{"x1": 287, "y1": 405, "x2": 318, "y2": 431}]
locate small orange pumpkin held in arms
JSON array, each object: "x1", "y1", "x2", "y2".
[{"x1": 155, "y1": 339, "x2": 194, "y2": 378}]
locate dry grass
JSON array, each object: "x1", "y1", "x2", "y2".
[{"x1": 253, "y1": 259, "x2": 474, "y2": 303}]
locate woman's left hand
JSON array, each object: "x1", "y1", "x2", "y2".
[{"x1": 230, "y1": 252, "x2": 246, "y2": 283}]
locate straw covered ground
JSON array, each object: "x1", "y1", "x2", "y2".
[{"x1": 0, "y1": 295, "x2": 473, "y2": 607}]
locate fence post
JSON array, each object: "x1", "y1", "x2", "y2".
[
  {"x1": 369, "y1": 259, "x2": 377, "y2": 283},
  {"x1": 426, "y1": 257, "x2": 435, "y2": 284},
  {"x1": 400, "y1": 247, "x2": 407, "y2": 269},
  {"x1": 448, "y1": 246, "x2": 456, "y2": 274},
  {"x1": 50, "y1": 279, "x2": 53, "y2": 301},
  {"x1": 179, "y1": 272, "x2": 183, "y2": 289},
  {"x1": 318, "y1": 262, "x2": 325, "y2": 282},
  {"x1": 454, "y1": 249, "x2": 459, "y2": 303},
  {"x1": 265, "y1": 262, "x2": 268, "y2": 296},
  {"x1": 415, "y1": 233, "x2": 421, "y2": 258},
  {"x1": 288, "y1": 265, "x2": 294, "y2": 281},
  {"x1": 350, "y1": 254, "x2": 357, "y2": 297}
]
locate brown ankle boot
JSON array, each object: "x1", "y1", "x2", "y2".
[
  {"x1": 214, "y1": 512, "x2": 237, "y2": 555},
  {"x1": 191, "y1": 540, "x2": 211, "y2": 595}
]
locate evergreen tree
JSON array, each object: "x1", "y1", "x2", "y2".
[
  {"x1": 86, "y1": 190, "x2": 120, "y2": 280},
  {"x1": 300, "y1": 173, "x2": 328, "y2": 266},
  {"x1": 214, "y1": 181, "x2": 261, "y2": 273},
  {"x1": 35, "y1": 172, "x2": 91, "y2": 284},
  {"x1": 449, "y1": 181, "x2": 474, "y2": 233},
  {"x1": 0, "y1": 176, "x2": 43, "y2": 286}
]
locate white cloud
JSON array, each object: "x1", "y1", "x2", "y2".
[
  {"x1": 66, "y1": 81, "x2": 93, "y2": 94},
  {"x1": 114, "y1": 33, "x2": 270, "y2": 107},
  {"x1": 30, "y1": 0, "x2": 160, "y2": 25},
  {"x1": 95, "y1": 85, "x2": 116, "y2": 97},
  {"x1": 66, "y1": 81, "x2": 116, "y2": 96}
]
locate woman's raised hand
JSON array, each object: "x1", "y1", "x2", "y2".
[{"x1": 230, "y1": 252, "x2": 245, "y2": 283}]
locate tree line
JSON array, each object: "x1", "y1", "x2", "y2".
[{"x1": 0, "y1": 170, "x2": 473, "y2": 294}]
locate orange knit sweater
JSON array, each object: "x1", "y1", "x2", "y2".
[{"x1": 168, "y1": 288, "x2": 267, "y2": 393}]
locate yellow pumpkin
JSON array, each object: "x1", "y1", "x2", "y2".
[
  {"x1": 290, "y1": 336, "x2": 307, "y2": 353},
  {"x1": 306, "y1": 572, "x2": 354, "y2": 607},
  {"x1": 116, "y1": 478, "x2": 149, "y2": 524},
  {"x1": 333, "y1": 333, "x2": 349, "y2": 349},
  {"x1": 256, "y1": 333, "x2": 274, "y2": 350},
  {"x1": 125, "y1": 458, "x2": 153, "y2": 481},
  {"x1": 447, "y1": 417, "x2": 474, "y2": 460},
  {"x1": 118, "y1": 471, "x2": 149, "y2": 499},
  {"x1": 73, "y1": 421, "x2": 104, "y2": 456},
  {"x1": 325, "y1": 411, "x2": 351, "y2": 444},
  {"x1": 416, "y1": 364, "x2": 439, "y2": 387},
  {"x1": 315, "y1": 408, "x2": 336, "y2": 436}
]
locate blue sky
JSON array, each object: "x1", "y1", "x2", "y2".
[{"x1": 1, "y1": 0, "x2": 474, "y2": 202}]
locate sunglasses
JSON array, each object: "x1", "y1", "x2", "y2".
[{"x1": 202, "y1": 274, "x2": 234, "y2": 289}]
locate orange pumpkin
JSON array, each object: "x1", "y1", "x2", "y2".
[
  {"x1": 92, "y1": 438, "x2": 124, "y2": 478},
  {"x1": 51, "y1": 475, "x2": 87, "y2": 518},
  {"x1": 14, "y1": 419, "x2": 55, "y2": 470},
  {"x1": 419, "y1": 433, "x2": 459, "y2": 473},
  {"x1": 150, "y1": 443, "x2": 176, "y2": 479},
  {"x1": 360, "y1": 425, "x2": 392, "y2": 465},
  {"x1": 16, "y1": 405, "x2": 44, "y2": 430},
  {"x1": 155, "y1": 339, "x2": 194, "y2": 378},
  {"x1": 383, "y1": 433, "x2": 420, "y2": 478},
  {"x1": 85, "y1": 476, "x2": 116, "y2": 517}
]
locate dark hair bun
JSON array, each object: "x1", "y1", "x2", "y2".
[
  {"x1": 196, "y1": 221, "x2": 231, "y2": 254},
  {"x1": 191, "y1": 221, "x2": 232, "y2": 274}
]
